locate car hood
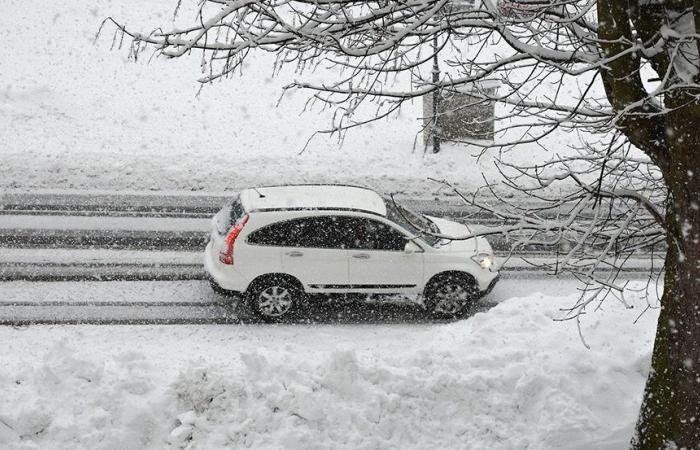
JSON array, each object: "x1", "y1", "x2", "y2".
[{"x1": 426, "y1": 216, "x2": 494, "y2": 255}]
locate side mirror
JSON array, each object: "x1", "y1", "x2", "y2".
[{"x1": 404, "y1": 240, "x2": 422, "y2": 254}]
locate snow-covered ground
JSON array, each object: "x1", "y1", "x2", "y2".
[
  {"x1": 0, "y1": 279, "x2": 658, "y2": 449},
  {"x1": 0, "y1": 2, "x2": 660, "y2": 449},
  {"x1": 0, "y1": 1, "x2": 563, "y2": 197}
]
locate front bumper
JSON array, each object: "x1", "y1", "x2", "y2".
[{"x1": 479, "y1": 274, "x2": 500, "y2": 298}]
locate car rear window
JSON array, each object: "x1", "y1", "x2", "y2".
[{"x1": 215, "y1": 198, "x2": 245, "y2": 235}]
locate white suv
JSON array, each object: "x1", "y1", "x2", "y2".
[{"x1": 204, "y1": 184, "x2": 499, "y2": 321}]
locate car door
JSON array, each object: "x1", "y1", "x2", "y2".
[
  {"x1": 344, "y1": 216, "x2": 424, "y2": 292},
  {"x1": 273, "y1": 216, "x2": 349, "y2": 290}
]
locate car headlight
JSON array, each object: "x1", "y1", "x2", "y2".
[{"x1": 472, "y1": 253, "x2": 496, "y2": 270}]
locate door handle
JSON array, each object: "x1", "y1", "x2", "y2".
[
  {"x1": 287, "y1": 251, "x2": 304, "y2": 257},
  {"x1": 352, "y1": 253, "x2": 370, "y2": 259}
]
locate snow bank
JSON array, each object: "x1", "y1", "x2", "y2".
[{"x1": 0, "y1": 287, "x2": 657, "y2": 449}]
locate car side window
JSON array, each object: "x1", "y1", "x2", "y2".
[
  {"x1": 295, "y1": 216, "x2": 344, "y2": 248},
  {"x1": 343, "y1": 217, "x2": 407, "y2": 251},
  {"x1": 247, "y1": 216, "x2": 346, "y2": 249},
  {"x1": 247, "y1": 218, "x2": 305, "y2": 247}
]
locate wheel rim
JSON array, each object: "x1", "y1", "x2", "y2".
[
  {"x1": 257, "y1": 286, "x2": 293, "y2": 317},
  {"x1": 433, "y1": 282, "x2": 473, "y2": 315}
]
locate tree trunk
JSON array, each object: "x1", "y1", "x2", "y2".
[{"x1": 632, "y1": 106, "x2": 700, "y2": 449}]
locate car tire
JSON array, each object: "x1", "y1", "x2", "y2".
[
  {"x1": 424, "y1": 273, "x2": 479, "y2": 319},
  {"x1": 247, "y1": 276, "x2": 303, "y2": 322}
]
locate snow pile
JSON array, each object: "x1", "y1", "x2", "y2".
[{"x1": 0, "y1": 289, "x2": 656, "y2": 449}]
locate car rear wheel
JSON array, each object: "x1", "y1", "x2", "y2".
[
  {"x1": 424, "y1": 274, "x2": 478, "y2": 319},
  {"x1": 247, "y1": 277, "x2": 302, "y2": 322}
]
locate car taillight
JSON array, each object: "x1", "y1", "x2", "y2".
[{"x1": 219, "y1": 214, "x2": 249, "y2": 265}]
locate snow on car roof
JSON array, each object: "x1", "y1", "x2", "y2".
[{"x1": 239, "y1": 184, "x2": 387, "y2": 216}]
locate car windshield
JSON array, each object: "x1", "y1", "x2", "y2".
[{"x1": 383, "y1": 197, "x2": 440, "y2": 246}]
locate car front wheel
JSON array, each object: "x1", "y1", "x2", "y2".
[
  {"x1": 247, "y1": 277, "x2": 302, "y2": 322},
  {"x1": 424, "y1": 274, "x2": 478, "y2": 319}
]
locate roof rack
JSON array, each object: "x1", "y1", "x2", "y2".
[
  {"x1": 246, "y1": 206, "x2": 385, "y2": 217},
  {"x1": 251, "y1": 183, "x2": 377, "y2": 192}
]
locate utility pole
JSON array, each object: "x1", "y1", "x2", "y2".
[{"x1": 431, "y1": 33, "x2": 441, "y2": 154}]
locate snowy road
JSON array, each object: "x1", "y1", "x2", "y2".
[
  {"x1": 0, "y1": 247, "x2": 658, "y2": 282},
  {"x1": 0, "y1": 191, "x2": 659, "y2": 281},
  {"x1": 0, "y1": 277, "x2": 576, "y2": 325},
  {"x1": 0, "y1": 192, "x2": 500, "y2": 263},
  {"x1": 0, "y1": 191, "x2": 657, "y2": 324},
  {"x1": 0, "y1": 191, "x2": 498, "y2": 252}
]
